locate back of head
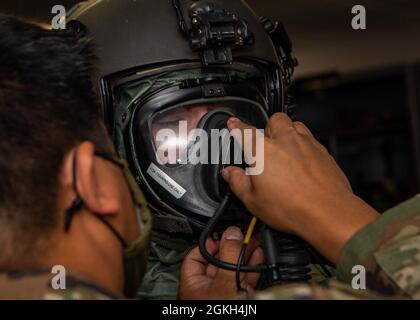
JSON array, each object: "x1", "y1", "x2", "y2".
[{"x1": 0, "y1": 15, "x2": 106, "y2": 269}]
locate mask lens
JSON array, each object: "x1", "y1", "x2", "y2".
[
  {"x1": 132, "y1": 97, "x2": 267, "y2": 218},
  {"x1": 152, "y1": 103, "x2": 230, "y2": 165}
]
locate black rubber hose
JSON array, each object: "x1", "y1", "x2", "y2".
[{"x1": 198, "y1": 192, "x2": 267, "y2": 273}]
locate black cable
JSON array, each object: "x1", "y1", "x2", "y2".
[
  {"x1": 198, "y1": 192, "x2": 267, "y2": 273},
  {"x1": 236, "y1": 244, "x2": 248, "y2": 293}
]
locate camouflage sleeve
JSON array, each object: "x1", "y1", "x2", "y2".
[
  {"x1": 336, "y1": 195, "x2": 420, "y2": 299},
  {"x1": 0, "y1": 271, "x2": 115, "y2": 300},
  {"x1": 248, "y1": 280, "x2": 386, "y2": 300}
]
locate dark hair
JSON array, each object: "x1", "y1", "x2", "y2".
[{"x1": 0, "y1": 15, "x2": 108, "y2": 268}]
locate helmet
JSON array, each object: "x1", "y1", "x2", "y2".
[{"x1": 68, "y1": 0, "x2": 297, "y2": 227}]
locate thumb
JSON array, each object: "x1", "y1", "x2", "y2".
[
  {"x1": 217, "y1": 226, "x2": 243, "y2": 279},
  {"x1": 221, "y1": 166, "x2": 252, "y2": 204}
]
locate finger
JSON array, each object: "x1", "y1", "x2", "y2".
[
  {"x1": 245, "y1": 233, "x2": 262, "y2": 261},
  {"x1": 240, "y1": 235, "x2": 262, "y2": 287},
  {"x1": 181, "y1": 237, "x2": 218, "y2": 278},
  {"x1": 291, "y1": 121, "x2": 331, "y2": 160},
  {"x1": 216, "y1": 226, "x2": 244, "y2": 279},
  {"x1": 206, "y1": 239, "x2": 220, "y2": 278},
  {"x1": 198, "y1": 238, "x2": 220, "y2": 278},
  {"x1": 227, "y1": 117, "x2": 255, "y2": 135},
  {"x1": 227, "y1": 117, "x2": 257, "y2": 154},
  {"x1": 266, "y1": 112, "x2": 294, "y2": 139},
  {"x1": 206, "y1": 262, "x2": 219, "y2": 279},
  {"x1": 221, "y1": 166, "x2": 252, "y2": 204},
  {"x1": 293, "y1": 121, "x2": 314, "y2": 137},
  {"x1": 227, "y1": 118, "x2": 265, "y2": 174}
]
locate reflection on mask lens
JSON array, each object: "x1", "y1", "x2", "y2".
[{"x1": 152, "y1": 105, "x2": 213, "y2": 164}]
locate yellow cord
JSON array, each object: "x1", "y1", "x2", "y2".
[{"x1": 244, "y1": 216, "x2": 258, "y2": 245}]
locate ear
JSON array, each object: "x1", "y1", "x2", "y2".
[{"x1": 72, "y1": 141, "x2": 121, "y2": 216}]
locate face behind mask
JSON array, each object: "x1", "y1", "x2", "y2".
[{"x1": 63, "y1": 151, "x2": 152, "y2": 298}]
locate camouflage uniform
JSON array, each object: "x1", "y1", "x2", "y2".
[
  {"x1": 250, "y1": 195, "x2": 420, "y2": 300},
  {"x1": 0, "y1": 270, "x2": 118, "y2": 300},
  {"x1": 4, "y1": 194, "x2": 420, "y2": 300}
]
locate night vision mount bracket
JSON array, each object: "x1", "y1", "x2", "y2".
[
  {"x1": 172, "y1": 0, "x2": 297, "y2": 86},
  {"x1": 173, "y1": 0, "x2": 255, "y2": 66}
]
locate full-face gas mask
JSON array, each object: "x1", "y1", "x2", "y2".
[{"x1": 68, "y1": 0, "x2": 297, "y2": 229}]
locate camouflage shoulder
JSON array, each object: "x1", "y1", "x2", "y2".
[
  {"x1": 337, "y1": 194, "x2": 420, "y2": 298},
  {"x1": 0, "y1": 270, "x2": 117, "y2": 300},
  {"x1": 247, "y1": 279, "x2": 391, "y2": 300}
]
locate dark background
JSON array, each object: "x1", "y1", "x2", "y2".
[{"x1": 2, "y1": 0, "x2": 420, "y2": 212}]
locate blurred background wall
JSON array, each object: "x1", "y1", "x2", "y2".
[{"x1": 1, "y1": 0, "x2": 420, "y2": 212}]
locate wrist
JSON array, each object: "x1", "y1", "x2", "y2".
[{"x1": 294, "y1": 192, "x2": 380, "y2": 264}]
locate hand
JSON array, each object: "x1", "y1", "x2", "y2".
[
  {"x1": 222, "y1": 113, "x2": 379, "y2": 264},
  {"x1": 178, "y1": 226, "x2": 264, "y2": 300}
]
